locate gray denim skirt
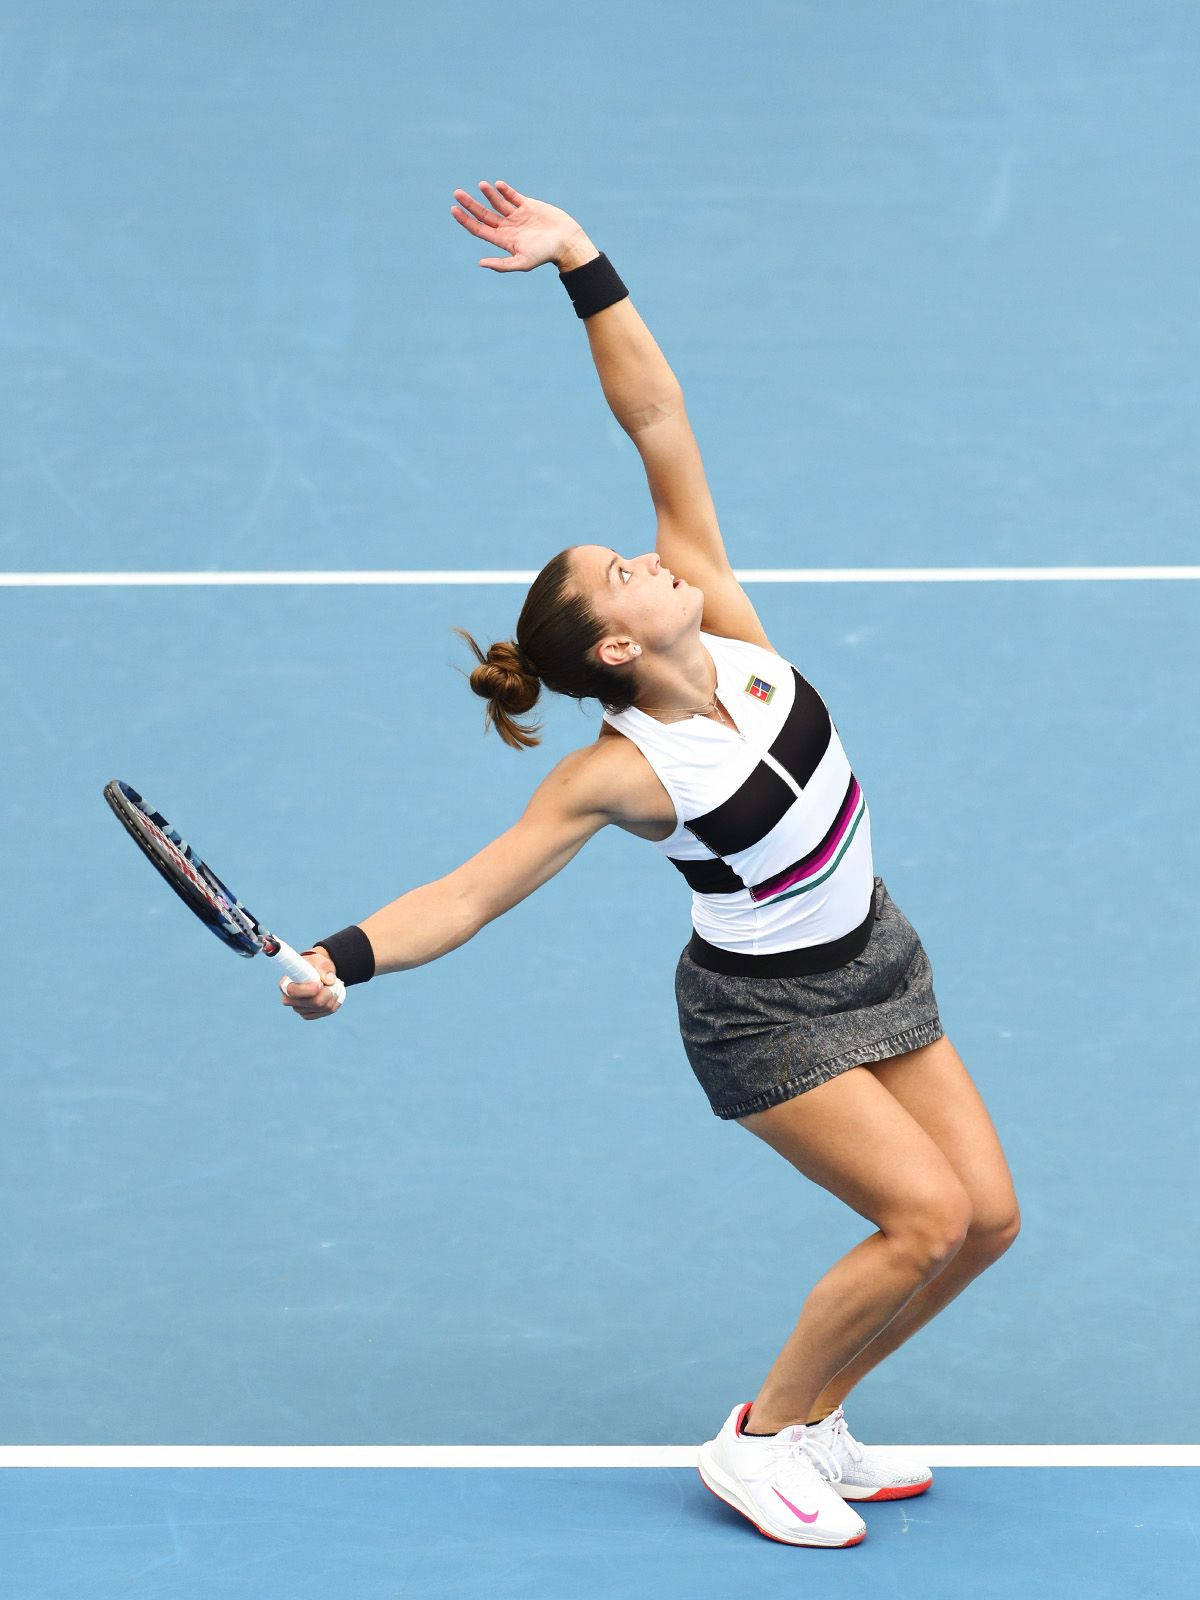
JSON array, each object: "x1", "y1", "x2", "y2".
[{"x1": 674, "y1": 877, "x2": 944, "y2": 1120}]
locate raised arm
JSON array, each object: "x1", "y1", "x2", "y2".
[
  {"x1": 281, "y1": 743, "x2": 624, "y2": 1019},
  {"x1": 450, "y1": 181, "x2": 732, "y2": 577}
]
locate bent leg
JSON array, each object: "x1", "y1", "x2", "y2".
[
  {"x1": 737, "y1": 1061, "x2": 974, "y2": 1433},
  {"x1": 869, "y1": 1032, "x2": 1020, "y2": 1245},
  {"x1": 807, "y1": 1033, "x2": 1022, "y2": 1417}
]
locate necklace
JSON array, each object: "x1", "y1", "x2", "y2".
[{"x1": 639, "y1": 669, "x2": 724, "y2": 724}]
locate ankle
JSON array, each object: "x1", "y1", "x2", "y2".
[
  {"x1": 741, "y1": 1399, "x2": 837, "y2": 1437},
  {"x1": 740, "y1": 1403, "x2": 795, "y2": 1437}
]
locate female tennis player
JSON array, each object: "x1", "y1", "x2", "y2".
[{"x1": 281, "y1": 179, "x2": 1021, "y2": 1549}]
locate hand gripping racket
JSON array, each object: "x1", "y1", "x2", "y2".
[{"x1": 103, "y1": 780, "x2": 346, "y2": 1006}]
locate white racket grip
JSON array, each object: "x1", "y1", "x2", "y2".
[{"x1": 272, "y1": 941, "x2": 348, "y2": 1005}]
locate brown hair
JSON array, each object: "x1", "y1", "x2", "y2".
[{"x1": 453, "y1": 547, "x2": 639, "y2": 750}]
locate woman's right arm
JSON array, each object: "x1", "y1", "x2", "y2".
[
  {"x1": 283, "y1": 743, "x2": 627, "y2": 1018},
  {"x1": 365, "y1": 742, "x2": 618, "y2": 972}
]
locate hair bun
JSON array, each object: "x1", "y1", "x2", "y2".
[
  {"x1": 451, "y1": 629, "x2": 542, "y2": 734},
  {"x1": 477, "y1": 640, "x2": 540, "y2": 715},
  {"x1": 455, "y1": 546, "x2": 639, "y2": 752}
]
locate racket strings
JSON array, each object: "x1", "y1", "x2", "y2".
[{"x1": 104, "y1": 780, "x2": 263, "y2": 958}]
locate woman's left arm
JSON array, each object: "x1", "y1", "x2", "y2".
[
  {"x1": 566, "y1": 255, "x2": 733, "y2": 577},
  {"x1": 450, "y1": 180, "x2": 731, "y2": 575}
]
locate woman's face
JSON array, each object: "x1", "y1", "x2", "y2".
[{"x1": 570, "y1": 544, "x2": 701, "y2": 665}]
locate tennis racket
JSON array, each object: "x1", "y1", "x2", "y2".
[{"x1": 102, "y1": 779, "x2": 346, "y2": 1004}]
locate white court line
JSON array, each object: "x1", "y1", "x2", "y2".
[
  {"x1": 0, "y1": 1446, "x2": 1196, "y2": 1468},
  {"x1": 0, "y1": 566, "x2": 1198, "y2": 587}
]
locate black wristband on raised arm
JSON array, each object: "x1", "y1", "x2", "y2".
[
  {"x1": 559, "y1": 252, "x2": 628, "y2": 319},
  {"x1": 314, "y1": 925, "x2": 376, "y2": 987}
]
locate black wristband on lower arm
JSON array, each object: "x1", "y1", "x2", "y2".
[
  {"x1": 314, "y1": 925, "x2": 376, "y2": 987},
  {"x1": 559, "y1": 252, "x2": 628, "y2": 319}
]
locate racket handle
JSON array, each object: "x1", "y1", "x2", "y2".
[{"x1": 272, "y1": 940, "x2": 346, "y2": 997}]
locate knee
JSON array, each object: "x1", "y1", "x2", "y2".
[
  {"x1": 965, "y1": 1196, "x2": 1022, "y2": 1261},
  {"x1": 889, "y1": 1186, "x2": 974, "y2": 1278}
]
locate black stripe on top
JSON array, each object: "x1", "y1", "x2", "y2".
[
  {"x1": 668, "y1": 771, "x2": 859, "y2": 899},
  {"x1": 773, "y1": 668, "x2": 832, "y2": 790},
  {"x1": 668, "y1": 855, "x2": 745, "y2": 894},
  {"x1": 680, "y1": 667, "x2": 832, "y2": 859}
]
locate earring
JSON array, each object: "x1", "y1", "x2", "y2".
[{"x1": 631, "y1": 644, "x2": 641, "y2": 655}]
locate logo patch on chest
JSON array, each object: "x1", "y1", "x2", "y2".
[{"x1": 744, "y1": 674, "x2": 776, "y2": 703}]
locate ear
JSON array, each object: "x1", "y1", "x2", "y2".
[{"x1": 596, "y1": 638, "x2": 639, "y2": 669}]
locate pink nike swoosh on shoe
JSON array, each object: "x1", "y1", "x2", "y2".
[{"x1": 772, "y1": 1487, "x2": 819, "y2": 1524}]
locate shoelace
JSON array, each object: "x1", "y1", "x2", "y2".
[
  {"x1": 777, "y1": 1427, "x2": 843, "y2": 1487},
  {"x1": 822, "y1": 1406, "x2": 866, "y2": 1468}
]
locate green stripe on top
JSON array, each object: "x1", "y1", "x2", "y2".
[{"x1": 759, "y1": 795, "x2": 867, "y2": 904}]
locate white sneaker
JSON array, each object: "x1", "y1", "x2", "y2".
[
  {"x1": 697, "y1": 1402, "x2": 867, "y2": 1547},
  {"x1": 805, "y1": 1405, "x2": 934, "y2": 1501}
]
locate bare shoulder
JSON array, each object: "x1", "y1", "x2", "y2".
[{"x1": 583, "y1": 725, "x2": 677, "y2": 840}]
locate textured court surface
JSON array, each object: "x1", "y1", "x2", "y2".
[
  {"x1": 3, "y1": 0, "x2": 1197, "y2": 1593},
  {"x1": 5, "y1": 579, "x2": 1197, "y2": 1447},
  {"x1": 4, "y1": 1469, "x2": 1199, "y2": 1600}
]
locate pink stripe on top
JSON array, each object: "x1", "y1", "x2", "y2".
[{"x1": 753, "y1": 779, "x2": 862, "y2": 901}]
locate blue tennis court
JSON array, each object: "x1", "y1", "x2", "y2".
[
  {"x1": 3, "y1": 1, "x2": 1197, "y2": 1594},
  {"x1": 3, "y1": 1468, "x2": 1198, "y2": 1599}
]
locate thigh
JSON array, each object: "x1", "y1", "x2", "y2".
[
  {"x1": 864, "y1": 1034, "x2": 1019, "y2": 1234},
  {"x1": 737, "y1": 1065, "x2": 971, "y2": 1234}
]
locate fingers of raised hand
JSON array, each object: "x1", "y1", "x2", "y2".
[
  {"x1": 479, "y1": 180, "x2": 518, "y2": 215},
  {"x1": 451, "y1": 186, "x2": 505, "y2": 232},
  {"x1": 451, "y1": 180, "x2": 532, "y2": 270}
]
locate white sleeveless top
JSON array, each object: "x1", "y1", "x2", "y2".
[{"x1": 601, "y1": 630, "x2": 874, "y2": 956}]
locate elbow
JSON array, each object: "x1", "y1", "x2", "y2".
[
  {"x1": 624, "y1": 386, "x2": 686, "y2": 438},
  {"x1": 446, "y1": 876, "x2": 483, "y2": 951}
]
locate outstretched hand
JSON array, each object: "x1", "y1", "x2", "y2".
[{"x1": 450, "y1": 180, "x2": 589, "y2": 273}]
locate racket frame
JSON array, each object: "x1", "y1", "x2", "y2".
[{"x1": 103, "y1": 780, "x2": 341, "y2": 992}]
